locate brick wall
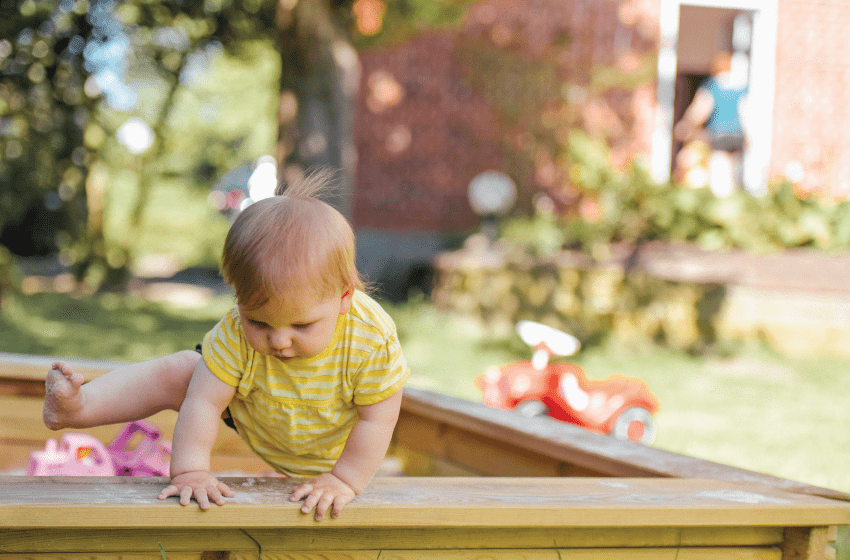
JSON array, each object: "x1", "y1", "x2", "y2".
[
  {"x1": 771, "y1": 0, "x2": 850, "y2": 197},
  {"x1": 352, "y1": 0, "x2": 660, "y2": 233},
  {"x1": 353, "y1": 0, "x2": 850, "y2": 234},
  {"x1": 353, "y1": 32, "x2": 503, "y2": 233}
]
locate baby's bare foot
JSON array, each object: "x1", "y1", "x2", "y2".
[{"x1": 43, "y1": 361, "x2": 86, "y2": 430}]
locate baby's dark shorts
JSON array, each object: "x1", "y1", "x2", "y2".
[{"x1": 194, "y1": 343, "x2": 238, "y2": 433}]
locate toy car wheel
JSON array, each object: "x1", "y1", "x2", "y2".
[
  {"x1": 610, "y1": 406, "x2": 656, "y2": 444},
  {"x1": 514, "y1": 399, "x2": 549, "y2": 418}
]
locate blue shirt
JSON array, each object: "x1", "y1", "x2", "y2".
[{"x1": 701, "y1": 76, "x2": 747, "y2": 137}]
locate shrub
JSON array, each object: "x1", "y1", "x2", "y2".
[{"x1": 503, "y1": 129, "x2": 850, "y2": 257}]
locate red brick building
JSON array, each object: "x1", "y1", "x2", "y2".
[
  {"x1": 352, "y1": 0, "x2": 849, "y2": 297},
  {"x1": 770, "y1": 0, "x2": 850, "y2": 198}
]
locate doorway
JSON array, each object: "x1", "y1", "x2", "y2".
[{"x1": 652, "y1": 0, "x2": 778, "y2": 195}]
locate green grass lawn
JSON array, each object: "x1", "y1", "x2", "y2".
[
  {"x1": 2, "y1": 288, "x2": 848, "y2": 495},
  {"x1": 388, "y1": 299, "x2": 850, "y2": 494}
]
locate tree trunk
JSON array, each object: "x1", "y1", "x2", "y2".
[{"x1": 276, "y1": 0, "x2": 359, "y2": 219}]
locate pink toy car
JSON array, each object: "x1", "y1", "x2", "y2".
[
  {"x1": 108, "y1": 420, "x2": 171, "y2": 477},
  {"x1": 475, "y1": 321, "x2": 660, "y2": 444},
  {"x1": 27, "y1": 433, "x2": 115, "y2": 476},
  {"x1": 27, "y1": 420, "x2": 171, "y2": 477}
]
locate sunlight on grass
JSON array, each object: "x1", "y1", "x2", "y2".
[
  {"x1": 0, "y1": 291, "x2": 234, "y2": 362},
  {"x1": 383, "y1": 299, "x2": 850, "y2": 494},
  {"x1": 104, "y1": 176, "x2": 231, "y2": 272}
]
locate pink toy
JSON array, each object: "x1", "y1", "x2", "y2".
[
  {"x1": 27, "y1": 420, "x2": 171, "y2": 477},
  {"x1": 108, "y1": 420, "x2": 171, "y2": 477},
  {"x1": 476, "y1": 321, "x2": 660, "y2": 444},
  {"x1": 27, "y1": 433, "x2": 115, "y2": 476}
]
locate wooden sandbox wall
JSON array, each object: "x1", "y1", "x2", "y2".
[{"x1": 0, "y1": 352, "x2": 848, "y2": 559}]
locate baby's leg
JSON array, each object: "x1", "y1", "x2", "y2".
[{"x1": 43, "y1": 350, "x2": 201, "y2": 430}]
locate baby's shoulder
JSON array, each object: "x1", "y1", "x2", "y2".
[
  {"x1": 207, "y1": 306, "x2": 242, "y2": 339},
  {"x1": 216, "y1": 306, "x2": 243, "y2": 333},
  {"x1": 347, "y1": 291, "x2": 398, "y2": 339}
]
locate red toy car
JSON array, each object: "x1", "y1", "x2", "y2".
[{"x1": 475, "y1": 321, "x2": 659, "y2": 444}]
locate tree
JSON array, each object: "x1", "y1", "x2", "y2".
[
  {"x1": 0, "y1": 0, "x2": 433, "y2": 289},
  {"x1": 0, "y1": 1, "x2": 94, "y2": 258},
  {"x1": 81, "y1": 0, "x2": 280, "y2": 287},
  {"x1": 276, "y1": 0, "x2": 357, "y2": 218},
  {"x1": 1, "y1": 0, "x2": 283, "y2": 288}
]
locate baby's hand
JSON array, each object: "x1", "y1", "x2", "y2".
[
  {"x1": 158, "y1": 471, "x2": 235, "y2": 510},
  {"x1": 290, "y1": 473, "x2": 356, "y2": 520}
]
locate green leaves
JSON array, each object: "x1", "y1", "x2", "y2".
[{"x1": 504, "y1": 129, "x2": 850, "y2": 257}]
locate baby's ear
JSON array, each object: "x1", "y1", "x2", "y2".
[{"x1": 339, "y1": 285, "x2": 354, "y2": 314}]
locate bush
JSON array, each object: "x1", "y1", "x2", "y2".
[{"x1": 503, "y1": 129, "x2": 850, "y2": 257}]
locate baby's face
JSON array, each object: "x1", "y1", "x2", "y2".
[{"x1": 238, "y1": 288, "x2": 353, "y2": 361}]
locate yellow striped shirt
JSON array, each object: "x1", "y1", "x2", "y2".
[{"x1": 201, "y1": 290, "x2": 409, "y2": 477}]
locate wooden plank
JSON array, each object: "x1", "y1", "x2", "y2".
[
  {"x1": 783, "y1": 527, "x2": 831, "y2": 560},
  {"x1": 393, "y1": 415, "x2": 562, "y2": 477},
  {"x1": 372, "y1": 550, "x2": 780, "y2": 560},
  {"x1": 235, "y1": 555, "x2": 378, "y2": 560},
  {"x1": 0, "y1": 548, "x2": 786, "y2": 560},
  {"x1": 0, "y1": 526, "x2": 786, "y2": 553},
  {"x1": 675, "y1": 550, "x2": 781, "y2": 560},
  {"x1": 0, "y1": 442, "x2": 36, "y2": 472},
  {"x1": 0, "y1": 555, "x2": 209, "y2": 560},
  {"x1": 0, "y1": 477, "x2": 847, "y2": 529},
  {"x1": 680, "y1": 527, "x2": 784, "y2": 546},
  {"x1": 397, "y1": 388, "x2": 850, "y2": 503},
  {"x1": 1, "y1": 528, "x2": 263, "y2": 555},
  {"x1": 827, "y1": 525, "x2": 838, "y2": 541},
  {"x1": 340, "y1": 551, "x2": 621, "y2": 560}
]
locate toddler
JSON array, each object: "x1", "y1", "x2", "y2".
[{"x1": 43, "y1": 172, "x2": 409, "y2": 520}]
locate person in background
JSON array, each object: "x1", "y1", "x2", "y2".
[{"x1": 674, "y1": 51, "x2": 749, "y2": 197}]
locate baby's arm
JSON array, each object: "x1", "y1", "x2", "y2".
[
  {"x1": 290, "y1": 388, "x2": 403, "y2": 520},
  {"x1": 158, "y1": 359, "x2": 237, "y2": 510}
]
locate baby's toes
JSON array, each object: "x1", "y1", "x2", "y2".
[
  {"x1": 45, "y1": 367, "x2": 80, "y2": 397},
  {"x1": 51, "y1": 361, "x2": 68, "y2": 373},
  {"x1": 58, "y1": 364, "x2": 83, "y2": 387}
]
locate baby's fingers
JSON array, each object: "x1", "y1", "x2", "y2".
[
  {"x1": 289, "y1": 482, "x2": 313, "y2": 502},
  {"x1": 217, "y1": 480, "x2": 236, "y2": 498},
  {"x1": 331, "y1": 493, "x2": 354, "y2": 518},
  {"x1": 158, "y1": 484, "x2": 180, "y2": 501},
  {"x1": 314, "y1": 492, "x2": 336, "y2": 521},
  {"x1": 300, "y1": 489, "x2": 323, "y2": 515},
  {"x1": 182, "y1": 486, "x2": 206, "y2": 508},
  {"x1": 206, "y1": 486, "x2": 228, "y2": 507}
]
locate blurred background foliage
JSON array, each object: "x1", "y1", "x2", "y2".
[
  {"x1": 4, "y1": 0, "x2": 850, "y2": 295},
  {"x1": 0, "y1": 0, "x2": 482, "y2": 291},
  {"x1": 502, "y1": 130, "x2": 850, "y2": 260},
  {"x1": 1, "y1": 0, "x2": 281, "y2": 289}
]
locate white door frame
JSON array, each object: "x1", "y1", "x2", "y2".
[{"x1": 651, "y1": 0, "x2": 778, "y2": 194}]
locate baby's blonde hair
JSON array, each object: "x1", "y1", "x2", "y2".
[{"x1": 221, "y1": 169, "x2": 364, "y2": 310}]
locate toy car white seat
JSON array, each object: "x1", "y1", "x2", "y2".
[{"x1": 516, "y1": 321, "x2": 581, "y2": 370}]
